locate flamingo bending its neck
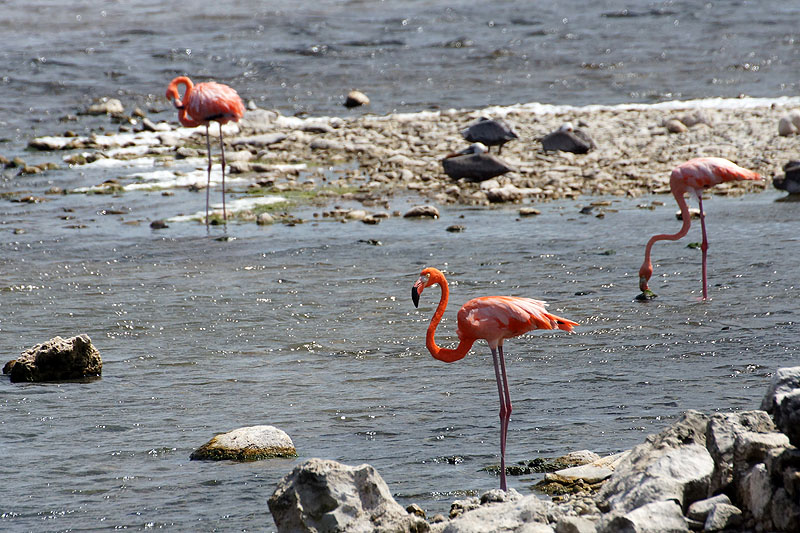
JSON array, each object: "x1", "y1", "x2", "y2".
[
  {"x1": 166, "y1": 76, "x2": 245, "y2": 228},
  {"x1": 412, "y1": 267, "x2": 578, "y2": 491},
  {"x1": 638, "y1": 157, "x2": 761, "y2": 300}
]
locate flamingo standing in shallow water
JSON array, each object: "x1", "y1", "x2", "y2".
[
  {"x1": 411, "y1": 267, "x2": 578, "y2": 491},
  {"x1": 166, "y1": 76, "x2": 245, "y2": 228},
  {"x1": 638, "y1": 157, "x2": 761, "y2": 300}
]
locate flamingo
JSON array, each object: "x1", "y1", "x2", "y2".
[
  {"x1": 411, "y1": 267, "x2": 578, "y2": 491},
  {"x1": 166, "y1": 76, "x2": 245, "y2": 228},
  {"x1": 638, "y1": 157, "x2": 761, "y2": 300}
]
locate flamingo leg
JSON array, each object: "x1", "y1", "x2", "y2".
[
  {"x1": 205, "y1": 124, "x2": 212, "y2": 229},
  {"x1": 491, "y1": 345, "x2": 512, "y2": 491},
  {"x1": 698, "y1": 194, "x2": 709, "y2": 300},
  {"x1": 219, "y1": 122, "x2": 227, "y2": 226}
]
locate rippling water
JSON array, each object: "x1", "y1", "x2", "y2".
[{"x1": 2, "y1": 0, "x2": 800, "y2": 531}]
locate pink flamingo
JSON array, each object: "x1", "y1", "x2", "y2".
[
  {"x1": 638, "y1": 157, "x2": 761, "y2": 300},
  {"x1": 166, "y1": 76, "x2": 245, "y2": 227},
  {"x1": 412, "y1": 267, "x2": 578, "y2": 491}
]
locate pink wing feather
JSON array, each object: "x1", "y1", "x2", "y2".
[
  {"x1": 457, "y1": 296, "x2": 577, "y2": 345},
  {"x1": 185, "y1": 82, "x2": 245, "y2": 125}
]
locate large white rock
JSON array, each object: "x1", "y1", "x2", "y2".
[
  {"x1": 268, "y1": 459, "x2": 428, "y2": 533},
  {"x1": 432, "y1": 493, "x2": 556, "y2": 533},
  {"x1": 190, "y1": 425, "x2": 296, "y2": 461}
]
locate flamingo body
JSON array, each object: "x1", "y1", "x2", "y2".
[
  {"x1": 638, "y1": 157, "x2": 761, "y2": 300},
  {"x1": 166, "y1": 76, "x2": 245, "y2": 228},
  {"x1": 412, "y1": 267, "x2": 577, "y2": 491}
]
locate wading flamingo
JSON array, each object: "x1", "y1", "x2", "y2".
[
  {"x1": 166, "y1": 76, "x2": 245, "y2": 228},
  {"x1": 638, "y1": 157, "x2": 761, "y2": 300},
  {"x1": 411, "y1": 267, "x2": 578, "y2": 491}
]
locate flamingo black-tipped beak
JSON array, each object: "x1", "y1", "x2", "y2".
[{"x1": 412, "y1": 286, "x2": 420, "y2": 308}]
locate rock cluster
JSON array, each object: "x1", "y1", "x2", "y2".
[
  {"x1": 3, "y1": 334, "x2": 102, "y2": 382},
  {"x1": 18, "y1": 99, "x2": 790, "y2": 224},
  {"x1": 267, "y1": 366, "x2": 800, "y2": 532}
]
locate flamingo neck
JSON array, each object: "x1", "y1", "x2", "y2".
[
  {"x1": 426, "y1": 276, "x2": 474, "y2": 363},
  {"x1": 166, "y1": 76, "x2": 202, "y2": 127},
  {"x1": 639, "y1": 187, "x2": 693, "y2": 289}
]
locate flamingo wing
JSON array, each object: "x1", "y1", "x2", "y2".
[
  {"x1": 457, "y1": 296, "x2": 576, "y2": 344},
  {"x1": 675, "y1": 157, "x2": 761, "y2": 190},
  {"x1": 185, "y1": 82, "x2": 245, "y2": 124}
]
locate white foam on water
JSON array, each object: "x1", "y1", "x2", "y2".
[{"x1": 168, "y1": 194, "x2": 286, "y2": 222}]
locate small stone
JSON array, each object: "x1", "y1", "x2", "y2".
[
  {"x1": 404, "y1": 205, "x2": 440, "y2": 219},
  {"x1": 256, "y1": 212, "x2": 274, "y2": 225},
  {"x1": 344, "y1": 90, "x2": 370, "y2": 108},
  {"x1": 346, "y1": 209, "x2": 368, "y2": 220},
  {"x1": 86, "y1": 97, "x2": 124, "y2": 115},
  {"x1": 446, "y1": 224, "x2": 465, "y2": 232},
  {"x1": 687, "y1": 494, "x2": 732, "y2": 521},
  {"x1": 149, "y1": 220, "x2": 168, "y2": 230},
  {"x1": 520, "y1": 207, "x2": 541, "y2": 216},
  {"x1": 704, "y1": 503, "x2": 742, "y2": 531},
  {"x1": 779, "y1": 116, "x2": 798, "y2": 136},
  {"x1": 406, "y1": 503, "x2": 426, "y2": 518},
  {"x1": 362, "y1": 215, "x2": 381, "y2": 225}
]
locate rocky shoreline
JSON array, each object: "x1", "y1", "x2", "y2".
[
  {"x1": 267, "y1": 367, "x2": 800, "y2": 533},
  {"x1": 9, "y1": 96, "x2": 800, "y2": 224}
]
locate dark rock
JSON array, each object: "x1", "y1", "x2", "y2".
[
  {"x1": 404, "y1": 205, "x2": 440, "y2": 219},
  {"x1": 344, "y1": 90, "x2": 370, "y2": 108},
  {"x1": 150, "y1": 220, "x2": 168, "y2": 229},
  {"x1": 773, "y1": 161, "x2": 800, "y2": 194},
  {"x1": 3, "y1": 334, "x2": 101, "y2": 382}
]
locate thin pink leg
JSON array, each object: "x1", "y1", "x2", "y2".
[
  {"x1": 219, "y1": 123, "x2": 227, "y2": 226},
  {"x1": 491, "y1": 345, "x2": 512, "y2": 491},
  {"x1": 698, "y1": 195, "x2": 709, "y2": 300},
  {"x1": 205, "y1": 125, "x2": 212, "y2": 229}
]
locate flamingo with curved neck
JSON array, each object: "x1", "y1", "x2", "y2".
[
  {"x1": 638, "y1": 157, "x2": 761, "y2": 300},
  {"x1": 166, "y1": 76, "x2": 245, "y2": 229},
  {"x1": 412, "y1": 267, "x2": 578, "y2": 491}
]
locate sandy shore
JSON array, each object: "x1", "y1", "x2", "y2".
[{"x1": 20, "y1": 97, "x2": 800, "y2": 221}]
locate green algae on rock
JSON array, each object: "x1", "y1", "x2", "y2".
[{"x1": 190, "y1": 425, "x2": 297, "y2": 462}]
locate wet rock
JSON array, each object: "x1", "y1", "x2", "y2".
[
  {"x1": 257, "y1": 213, "x2": 275, "y2": 225},
  {"x1": 344, "y1": 90, "x2": 370, "y2": 108},
  {"x1": 141, "y1": 118, "x2": 170, "y2": 132},
  {"x1": 150, "y1": 220, "x2": 168, "y2": 229},
  {"x1": 28, "y1": 136, "x2": 77, "y2": 150},
  {"x1": 190, "y1": 425, "x2": 296, "y2": 461},
  {"x1": 268, "y1": 458, "x2": 427, "y2": 533},
  {"x1": 520, "y1": 207, "x2": 541, "y2": 216},
  {"x1": 773, "y1": 161, "x2": 800, "y2": 194},
  {"x1": 446, "y1": 224, "x2": 465, "y2": 232},
  {"x1": 3, "y1": 334, "x2": 102, "y2": 383},
  {"x1": 85, "y1": 97, "x2": 124, "y2": 115},
  {"x1": 404, "y1": 205, "x2": 440, "y2": 219},
  {"x1": 406, "y1": 503, "x2": 426, "y2": 518},
  {"x1": 362, "y1": 215, "x2": 381, "y2": 225},
  {"x1": 487, "y1": 184, "x2": 524, "y2": 203}
]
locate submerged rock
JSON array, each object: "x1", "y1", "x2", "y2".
[
  {"x1": 190, "y1": 425, "x2": 296, "y2": 461},
  {"x1": 3, "y1": 334, "x2": 102, "y2": 383},
  {"x1": 268, "y1": 458, "x2": 427, "y2": 533},
  {"x1": 344, "y1": 90, "x2": 370, "y2": 108},
  {"x1": 85, "y1": 97, "x2": 124, "y2": 115},
  {"x1": 404, "y1": 205, "x2": 440, "y2": 219}
]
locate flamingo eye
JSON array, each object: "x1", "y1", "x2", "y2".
[{"x1": 420, "y1": 273, "x2": 431, "y2": 285}]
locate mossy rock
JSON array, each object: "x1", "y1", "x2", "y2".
[{"x1": 190, "y1": 425, "x2": 297, "y2": 462}]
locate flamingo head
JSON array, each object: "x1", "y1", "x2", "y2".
[
  {"x1": 636, "y1": 262, "x2": 657, "y2": 300},
  {"x1": 412, "y1": 268, "x2": 439, "y2": 307},
  {"x1": 166, "y1": 76, "x2": 192, "y2": 110}
]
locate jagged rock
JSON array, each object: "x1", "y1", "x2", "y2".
[
  {"x1": 190, "y1": 425, "x2": 296, "y2": 461},
  {"x1": 3, "y1": 334, "x2": 101, "y2": 382},
  {"x1": 705, "y1": 410, "x2": 776, "y2": 495},
  {"x1": 771, "y1": 487, "x2": 800, "y2": 531},
  {"x1": 740, "y1": 463, "x2": 772, "y2": 527},
  {"x1": 268, "y1": 458, "x2": 428, "y2": 533},
  {"x1": 555, "y1": 516, "x2": 597, "y2": 533},
  {"x1": 404, "y1": 205, "x2": 440, "y2": 219},
  {"x1": 598, "y1": 500, "x2": 689, "y2": 533},
  {"x1": 703, "y1": 503, "x2": 742, "y2": 531},
  {"x1": 761, "y1": 366, "x2": 800, "y2": 444},
  {"x1": 686, "y1": 494, "x2": 731, "y2": 522},
  {"x1": 432, "y1": 491, "x2": 556, "y2": 533},
  {"x1": 599, "y1": 410, "x2": 713, "y2": 513}
]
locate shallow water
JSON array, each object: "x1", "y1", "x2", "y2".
[
  {"x1": 2, "y1": 0, "x2": 800, "y2": 530},
  {"x1": 2, "y1": 189, "x2": 798, "y2": 530}
]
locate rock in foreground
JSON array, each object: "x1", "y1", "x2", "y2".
[
  {"x1": 3, "y1": 334, "x2": 101, "y2": 382},
  {"x1": 268, "y1": 458, "x2": 429, "y2": 533},
  {"x1": 190, "y1": 425, "x2": 297, "y2": 461}
]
